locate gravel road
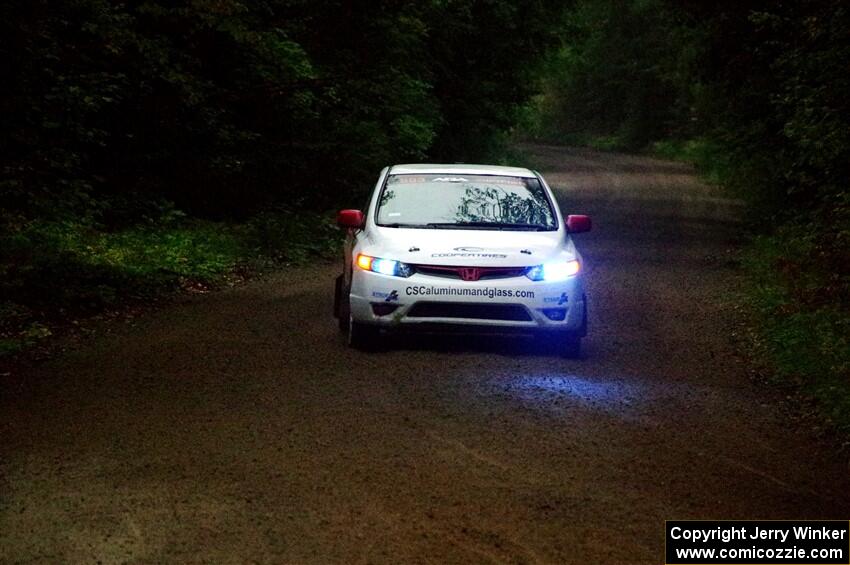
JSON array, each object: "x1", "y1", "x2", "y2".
[{"x1": 2, "y1": 145, "x2": 848, "y2": 564}]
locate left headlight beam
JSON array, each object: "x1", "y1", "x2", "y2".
[{"x1": 356, "y1": 254, "x2": 414, "y2": 278}]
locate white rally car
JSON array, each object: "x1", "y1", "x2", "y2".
[{"x1": 333, "y1": 164, "x2": 591, "y2": 356}]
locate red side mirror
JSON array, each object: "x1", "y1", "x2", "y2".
[
  {"x1": 566, "y1": 214, "x2": 592, "y2": 233},
  {"x1": 337, "y1": 209, "x2": 365, "y2": 229}
]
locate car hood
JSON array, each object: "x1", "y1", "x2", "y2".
[{"x1": 364, "y1": 226, "x2": 577, "y2": 267}]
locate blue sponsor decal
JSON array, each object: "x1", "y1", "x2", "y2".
[
  {"x1": 371, "y1": 290, "x2": 399, "y2": 302},
  {"x1": 543, "y1": 292, "x2": 568, "y2": 305}
]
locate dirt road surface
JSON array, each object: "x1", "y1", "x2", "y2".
[{"x1": 2, "y1": 146, "x2": 848, "y2": 564}]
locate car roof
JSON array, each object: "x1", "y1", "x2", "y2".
[{"x1": 389, "y1": 163, "x2": 536, "y2": 178}]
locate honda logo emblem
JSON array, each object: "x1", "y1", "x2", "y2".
[{"x1": 459, "y1": 268, "x2": 482, "y2": 281}]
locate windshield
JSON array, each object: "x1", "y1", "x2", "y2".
[{"x1": 376, "y1": 173, "x2": 557, "y2": 230}]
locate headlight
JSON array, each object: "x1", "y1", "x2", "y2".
[
  {"x1": 355, "y1": 254, "x2": 413, "y2": 278},
  {"x1": 526, "y1": 260, "x2": 580, "y2": 281}
]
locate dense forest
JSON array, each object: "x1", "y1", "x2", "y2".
[
  {"x1": 2, "y1": 1, "x2": 848, "y2": 428},
  {"x1": 3, "y1": 1, "x2": 560, "y2": 218}
]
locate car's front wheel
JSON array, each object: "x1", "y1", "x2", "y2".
[
  {"x1": 560, "y1": 300, "x2": 588, "y2": 358},
  {"x1": 348, "y1": 317, "x2": 380, "y2": 350},
  {"x1": 561, "y1": 333, "x2": 582, "y2": 358},
  {"x1": 335, "y1": 275, "x2": 350, "y2": 332},
  {"x1": 537, "y1": 329, "x2": 582, "y2": 358}
]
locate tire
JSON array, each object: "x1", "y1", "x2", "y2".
[
  {"x1": 333, "y1": 275, "x2": 342, "y2": 318},
  {"x1": 578, "y1": 297, "x2": 588, "y2": 337},
  {"x1": 537, "y1": 330, "x2": 582, "y2": 358},
  {"x1": 561, "y1": 301, "x2": 588, "y2": 357},
  {"x1": 561, "y1": 334, "x2": 582, "y2": 359},
  {"x1": 348, "y1": 317, "x2": 380, "y2": 350},
  {"x1": 336, "y1": 276, "x2": 350, "y2": 332}
]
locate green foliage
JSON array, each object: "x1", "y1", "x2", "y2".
[
  {"x1": 687, "y1": 0, "x2": 850, "y2": 222},
  {"x1": 2, "y1": 1, "x2": 563, "y2": 222},
  {"x1": 0, "y1": 210, "x2": 341, "y2": 356},
  {"x1": 526, "y1": 0, "x2": 849, "y2": 220},
  {"x1": 525, "y1": 0, "x2": 703, "y2": 149},
  {"x1": 1, "y1": 219, "x2": 246, "y2": 309},
  {"x1": 649, "y1": 138, "x2": 731, "y2": 186},
  {"x1": 742, "y1": 223, "x2": 850, "y2": 434},
  {"x1": 0, "y1": 322, "x2": 53, "y2": 356},
  {"x1": 423, "y1": 1, "x2": 564, "y2": 162},
  {"x1": 246, "y1": 209, "x2": 341, "y2": 263}
]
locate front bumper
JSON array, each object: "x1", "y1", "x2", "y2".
[{"x1": 350, "y1": 269, "x2": 586, "y2": 334}]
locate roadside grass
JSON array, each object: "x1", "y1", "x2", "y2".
[
  {"x1": 652, "y1": 139, "x2": 850, "y2": 438},
  {"x1": 741, "y1": 222, "x2": 850, "y2": 437},
  {"x1": 525, "y1": 132, "x2": 629, "y2": 153},
  {"x1": 0, "y1": 210, "x2": 340, "y2": 357},
  {"x1": 648, "y1": 138, "x2": 731, "y2": 186},
  {"x1": 497, "y1": 142, "x2": 543, "y2": 170}
]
